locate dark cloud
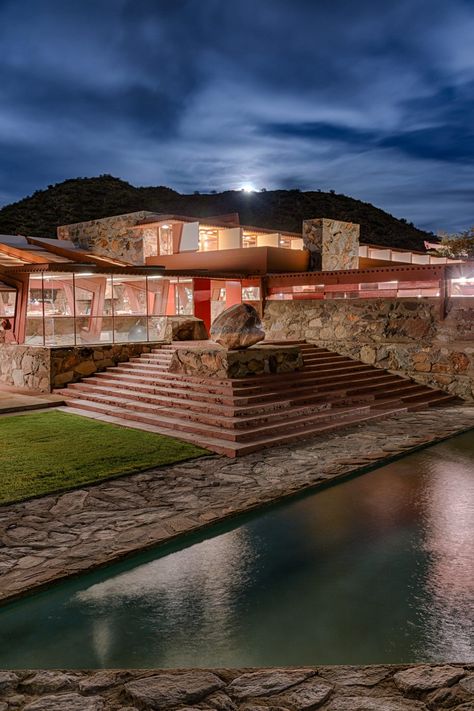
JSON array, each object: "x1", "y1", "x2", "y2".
[{"x1": 1, "y1": 0, "x2": 474, "y2": 231}]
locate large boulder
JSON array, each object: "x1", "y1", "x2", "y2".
[{"x1": 210, "y1": 304, "x2": 265, "y2": 350}]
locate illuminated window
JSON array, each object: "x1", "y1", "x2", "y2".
[
  {"x1": 199, "y1": 229, "x2": 218, "y2": 251},
  {"x1": 159, "y1": 225, "x2": 173, "y2": 255}
]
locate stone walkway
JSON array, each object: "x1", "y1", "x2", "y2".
[
  {"x1": 0, "y1": 665, "x2": 473, "y2": 710},
  {"x1": 1, "y1": 405, "x2": 474, "y2": 603},
  {"x1": 0, "y1": 385, "x2": 63, "y2": 415}
]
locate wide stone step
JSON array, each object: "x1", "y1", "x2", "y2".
[
  {"x1": 64, "y1": 379, "x2": 442, "y2": 429},
  {"x1": 62, "y1": 393, "x2": 376, "y2": 442},
  {"x1": 62, "y1": 387, "x2": 347, "y2": 429},
  {"x1": 63, "y1": 401, "x2": 408, "y2": 457},
  {"x1": 87, "y1": 368, "x2": 405, "y2": 404},
  {"x1": 76, "y1": 372, "x2": 399, "y2": 409},
  {"x1": 62, "y1": 405, "x2": 237, "y2": 457},
  {"x1": 110, "y1": 360, "x2": 376, "y2": 386},
  {"x1": 60, "y1": 340, "x2": 460, "y2": 457},
  {"x1": 63, "y1": 381, "x2": 344, "y2": 417},
  {"x1": 83, "y1": 375, "x2": 238, "y2": 405},
  {"x1": 87, "y1": 368, "x2": 397, "y2": 404}
]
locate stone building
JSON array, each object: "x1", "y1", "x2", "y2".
[{"x1": 1, "y1": 211, "x2": 473, "y2": 399}]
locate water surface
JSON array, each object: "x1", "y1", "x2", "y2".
[{"x1": 0, "y1": 432, "x2": 473, "y2": 667}]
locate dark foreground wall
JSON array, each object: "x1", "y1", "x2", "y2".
[
  {"x1": 0, "y1": 665, "x2": 472, "y2": 710},
  {"x1": 264, "y1": 299, "x2": 474, "y2": 400}
]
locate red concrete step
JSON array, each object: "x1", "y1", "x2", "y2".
[
  {"x1": 83, "y1": 375, "x2": 238, "y2": 405},
  {"x1": 87, "y1": 368, "x2": 386, "y2": 406},
  {"x1": 63, "y1": 381, "x2": 341, "y2": 417},
  {"x1": 94, "y1": 363, "x2": 380, "y2": 393},
  {"x1": 88, "y1": 368, "x2": 404, "y2": 406},
  {"x1": 63, "y1": 405, "x2": 237, "y2": 457},
  {"x1": 61, "y1": 388, "x2": 339, "y2": 430},
  {"x1": 80, "y1": 371, "x2": 397, "y2": 408},
  {"x1": 230, "y1": 408, "x2": 409, "y2": 456},
  {"x1": 59, "y1": 340, "x2": 460, "y2": 457},
  {"x1": 61, "y1": 387, "x2": 377, "y2": 437},
  {"x1": 62, "y1": 399, "x2": 409, "y2": 457},
  {"x1": 110, "y1": 360, "x2": 378, "y2": 385}
]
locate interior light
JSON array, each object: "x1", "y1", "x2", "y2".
[
  {"x1": 161, "y1": 224, "x2": 170, "y2": 229},
  {"x1": 76, "y1": 272, "x2": 95, "y2": 277},
  {"x1": 147, "y1": 275, "x2": 163, "y2": 280}
]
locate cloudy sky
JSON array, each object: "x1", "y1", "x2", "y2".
[{"x1": 1, "y1": 0, "x2": 473, "y2": 232}]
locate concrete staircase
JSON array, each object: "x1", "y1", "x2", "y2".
[{"x1": 56, "y1": 341, "x2": 460, "y2": 457}]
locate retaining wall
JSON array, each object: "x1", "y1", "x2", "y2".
[
  {"x1": 263, "y1": 298, "x2": 474, "y2": 399},
  {"x1": 0, "y1": 343, "x2": 158, "y2": 392}
]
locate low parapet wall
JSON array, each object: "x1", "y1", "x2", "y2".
[
  {"x1": 263, "y1": 298, "x2": 474, "y2": 400},
  {"x1": 0, "y1": 343, "x2": 159, "y2": 392}
]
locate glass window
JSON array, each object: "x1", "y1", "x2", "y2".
[
  {"x1": 176, "y1": 278, "x2": 193, "y2": 315},
  {"x1": 75, "y1": 275, "x2": 111, "y2": 316},
  {"x1": 159, "y1": 225, "x2": 173, "y2": 255},
  {"x1": 27, "y1": 275, "x2": 44, "y2": 316},
  {"x1": 75, "y1": 317, "x2": 113, "y2": 345},
  {"x1": 0, "y1": 286, "x2": 16, "y2": 318},
  {"x1": 44, "y1": 317, "x2": 75, "y2": 346},
  {"x1": 42, "y1": 274, "x2": 74, "y2": 316},
  {"x1": 199, "y1": 229, "x2": 218, "y2": 251},
  {"x1": 147, "y1": 277, "x2": 172, "y2": 315},
  {"x1": 112, "y1": 276, "x2": 147, "y2": 316},
  {"x1": 114, "y1": 316, "x2": 148, "y2": 343}
]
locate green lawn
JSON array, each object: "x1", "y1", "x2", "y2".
[{"x1": 0, "y1": 410, "x2": 209, "y2": 505}]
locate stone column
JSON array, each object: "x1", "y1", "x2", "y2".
[{"x1": 303, "y1": 218, "x2": 360, "y2": 271}]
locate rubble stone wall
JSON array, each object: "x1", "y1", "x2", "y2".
[
  {"x1": 0, "y1": 665, "x2": 472, "y2": 710},
  {"x1": 0, "y1": 343, "x2": 159, "y2": 392},
  {"x1": 57, "y1": 211, "x2": 154, "y2": 264},
  {"x1": 0, "y1": 344, "x2": 51, "y2": 391},
  {"x1": 264, "y1": 298, "x2": 474, "y2": 399},
  {"x1": 169, "y1": 344, "x2": 303, "y2": 378},
  {"x1": 303, "y1": 218, "x2": 360, "y2": 270},
  {"x1": 50, "y1": 343, "x2": 157, "y2": 388}
]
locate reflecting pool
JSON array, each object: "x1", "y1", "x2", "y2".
[{"x1": 0, "y1": 432, "x2": 473, "y2": 667}]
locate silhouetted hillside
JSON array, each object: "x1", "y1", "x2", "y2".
[{"x1": 0, "y1": 175, "x2": 435, "y2": 250}]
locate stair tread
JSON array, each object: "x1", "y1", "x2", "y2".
[
  {"x1": 63, "y1": 394, "x2": 378, "y2": 439},
  {"x1": 60, "y1": 340, "x2": 459, "y2": 456}
]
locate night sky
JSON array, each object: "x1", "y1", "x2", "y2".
[{"x1": 1, "y1": 0, "x2": 473, "y2": 232}]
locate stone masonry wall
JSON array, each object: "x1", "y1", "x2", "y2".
[
  {"x1": 303, "y1": 218, "x2": 360, "y2": 270},
  {"x1": 0, "y1": 665, "x2": 473, "y2": 710},
  {"x1": 50, "y1": 343, "x2": 157, "y2": 388},
  {"x1": 57, "y1": 211, "x2": 154, "y2": 265},
  {"x1": 0, "y1": 344, "x2": 50, "y2": 391},
  {"x1": 0, "y1": 343, "x2": 159, "y2": 392},
  {"x1": 264, "y1": 298, "x2": 474, "y2": 399}
]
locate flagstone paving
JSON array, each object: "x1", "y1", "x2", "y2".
[
  {"x1": 1, "y1": 405, "x2": 474, "y2": 603},
  {"x1": 0, "y1": 665, "x2": 473, "y2": 710}
]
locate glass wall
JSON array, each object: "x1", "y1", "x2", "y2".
[
  {"x1": 0, "y1": 282, "x2": 17, "y2": 340},
  {"x1": 24, "y1": 273, "x2": 195, "y2": 346}
]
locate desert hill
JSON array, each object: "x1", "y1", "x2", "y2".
[{"x1": 0, "y1": 175, "x2": 434, "y2": 251}]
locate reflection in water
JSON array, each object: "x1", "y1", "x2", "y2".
[
  {"x1": 415, "y1": 448, "x2": 474, "y2": 661},
  {"x1": 0, "y1": 432, "x2": 473, "y2": 668},
  {"x1": 79, "y1": 531, "x2": 255, "y2": 667}
]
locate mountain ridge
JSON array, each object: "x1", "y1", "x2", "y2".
[{"x1": 0, "y1": 175, "x2": 435, "y2": 251}]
